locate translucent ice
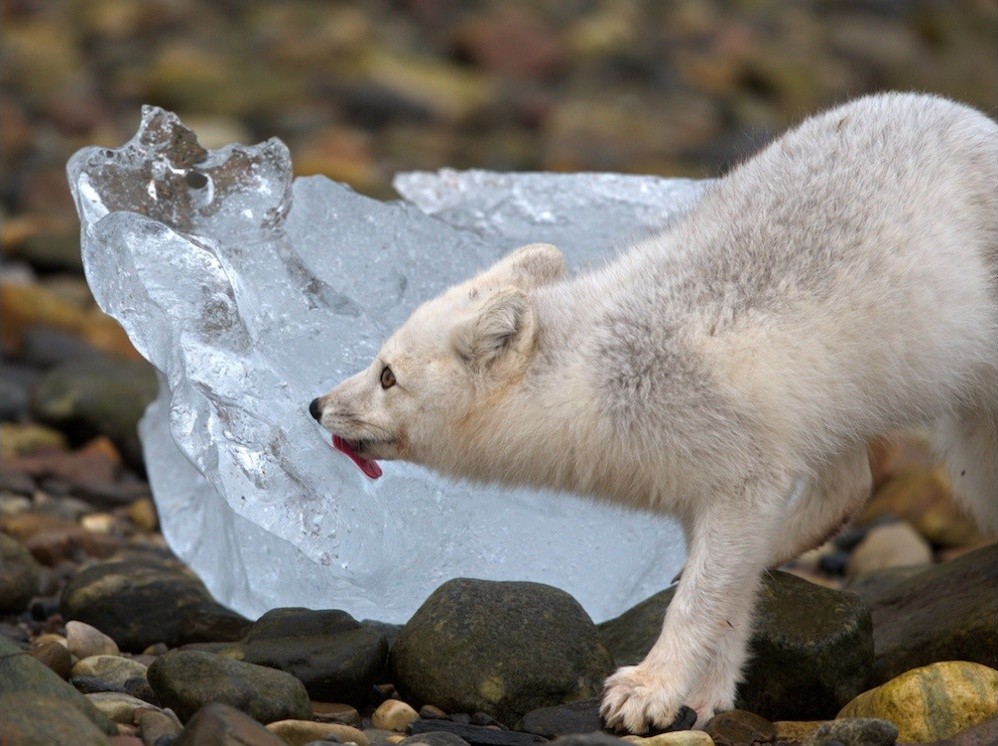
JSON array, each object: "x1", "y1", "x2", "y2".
[{"x1": 68, "y1": 106, "x2": 707, "y2": 622}]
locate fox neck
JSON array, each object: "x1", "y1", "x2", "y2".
[{"x1": 428, "y1": 286, "x2": 636, "y2": 501}]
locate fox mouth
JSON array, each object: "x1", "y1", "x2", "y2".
[{"x1": 331, "y1": 434, "x2": 395, "y2": 480}]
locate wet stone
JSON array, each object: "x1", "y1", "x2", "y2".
[
  {"x1": 518, "y1": 699, "x2": 603, "y2": 737},
  {"x1": 702, "y1": 709, "x2": 776, "y2": 746}
]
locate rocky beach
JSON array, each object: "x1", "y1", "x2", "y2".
[{"x1": 2, "y1": 2, "x2": 998, "y2": 745}]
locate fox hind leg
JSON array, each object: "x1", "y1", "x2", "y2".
[{"x1": 930, "y1": 391, "x2": 998, "y2": 536}]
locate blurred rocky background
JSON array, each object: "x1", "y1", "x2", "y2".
[{"x1": 2, "y1": 2, "x2": 997, "y2": 743}]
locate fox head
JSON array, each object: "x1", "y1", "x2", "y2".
[{"x1": 309, "y1": 243, "x2": 566, "y2": 478}]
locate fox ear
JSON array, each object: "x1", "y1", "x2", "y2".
[
  {"x1": 474, "y1": 243, "x2": 566, "y2": 290},
  {"x1": 452, "y1": 288, "x2": 536, "y2": 369}
]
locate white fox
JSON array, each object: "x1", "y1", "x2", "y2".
[{"x1": 310, "y1": 92, "x2": 998, "y2": 732}]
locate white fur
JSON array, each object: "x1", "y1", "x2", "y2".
[{"x1": 313, "y1": 93, "x2": 998, "y2": 732}]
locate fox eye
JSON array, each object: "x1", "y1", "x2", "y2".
[{"x1": 380, "y1": 365, "x2": 396, "y2": 390}]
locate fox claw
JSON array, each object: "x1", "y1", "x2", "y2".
[{"x1": 600, "y1": 666, "x2": 696, "y2": 735}]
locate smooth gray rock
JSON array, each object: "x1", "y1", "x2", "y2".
[
  {"x1": 0, "y1": 635, "x2": 117, "y2": 736},
  {"x1": 599, "y1": 571, "x2": 873, "y2": 721},
  {"x1": 60, "y1": 559, "x2": 251, "y2": 652},
  {"x1": 226, "y1": 607, "x2": 388, "y2": 706},
  {"x1": 148, "y1": 649, "x2": 312, "y2": 724},
  {"x1": 391, "y1": 578, "x2": 614, "y2": 727}
]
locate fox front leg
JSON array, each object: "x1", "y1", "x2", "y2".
[{"x1": 600, "y1": 485, "x2": 783, "y2": 732}]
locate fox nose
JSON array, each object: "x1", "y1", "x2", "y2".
[{"x1": 309, "y1": 397, "x2": 324, "y2": 422}]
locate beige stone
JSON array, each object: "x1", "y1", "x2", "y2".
[
  {"x1": 372, "y1": 699, "x2": 420, "y2": 732},
  {"x1": 66, "y1": 620, "x2": 119, "y2": 659},
  {"x1": 266, "y1": 720, "x2": 370, "y2": 746},
  {"x1": 846, "y1": 522, "x2": 931, "y2": 577},
  {"x1": 85, "y1": 691, "x2": 153, "y2": 724},
  {"x1": 838, "y1": 661, "x2": 998, "y2": 742},
  {"x1": 622, "y1": 732, "x2": 714, "y2": 746}
]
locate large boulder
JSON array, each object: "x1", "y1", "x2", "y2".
[
  {"x1": 390, "y1": 578, "x2": 614, "y2": 726},
  {"x1": 599, "y1": 571, "x2": 872, "y2": 721}
]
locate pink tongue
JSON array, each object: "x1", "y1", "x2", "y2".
[{"x1": 332, "y1": 435, "x2": 382, "y2": 479}]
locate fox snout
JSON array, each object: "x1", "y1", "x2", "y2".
[{"x1": 308, "y1": 397, "x2": 324, "y2": 422}]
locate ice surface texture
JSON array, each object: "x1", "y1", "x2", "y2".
[{"x1": 68, "y1": 106, "x2": 707, "y2": 622}]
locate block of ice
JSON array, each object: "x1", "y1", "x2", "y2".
[{"x1": 68, "y1": 106, "x2": 707, "y2": 623}]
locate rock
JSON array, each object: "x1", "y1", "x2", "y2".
[
  {"x1": 67, "y1": 620, "x2": 121, "y2": 658},
  {"x1": 175, "y1": 702, "x2": 286, "y2": 746},
  {"x1": 773, "y1": 721, "x2": 823, "y2": 744},
  {"x1": 408, "y1": 720, "x2": 547, "y2": 746},
  {"x1": 0, "y1": 533, "x2": 43, "y2": 612},
  {"x1": 86, "y1": 691, "x2": 156, "y2": 724},
  {"x1": 600, "y1": 571, "x2": 872, "y2": 721},
  {"x1": 266, "y1": 719, "x2": 370, "y2": 746},
  {"x1": 702, "y1": 709, "x2": 776, "y2": 746},
  {"x1": 136, "y1": 707, "x2": 183, "y2": 746},
  {"x1": 519, "y1": 699, "x2": 602, "y2": 737},
  {"x1": 838, "y1": 661, "x2": 998, "y2": 743},
  {"x1": 621, "y1": 733, "x2": 714, "y2": 746},
  {"x1": 934, "y1": 716, "x2": 998, "y2": 746},
  {"x1": 420, "y1": 705, "x2": 450, "y2": 720},
  {"x1": 864, "y1": 543, "x2": 997, "y2": 682},
  {"x1": 391, "y1": 579, "x2": 613, "y2": 726},
  {"x1": 61, "y1": 559, "x2": 251, "y2": 652},
  {"x1": 147, "y1": 649, "x2": 312, "y2": 724},
  {"x1": 72, "y1": 655, "x2": 153, "y2": 700},
  {"x1": 402, "y1": 732, "x2": 473, "y2": 746},
  {"x1": 226, "y1": 607, "x2": 388, "y2": 706},
  {"x1": 0, "y1": 691, "x2": 114, "y2": 745},
  {"x1": 313, "y1": 701, "x2": 362, "y2": 725},
  {"x1": 845, "y1": 522, "x2": 932, "y2": 577},
  {"x1": 551, "y1": 735, "x2": 629, "y2": 746},
  {"x1": 29, "y1": 355, "x2": 158, "y2": 471},
  {"x1": 373, "y1": 699, "x2": 421, "y2": 731},
  {"x1": 2, "y1": 510, "x2": 122, "y2": 565},
  {"x1": 0, "y1": 635, "x2": 118, "y2": 736},
  {"x1": 28, "y1": 639, "x2": 73, "y2": 679},
  {"x1": 0, "y1": 421, "x2": 69, "y2": 456},
  {"x1": 806, "y1": 717, "x2": 897, "y2": 746}
]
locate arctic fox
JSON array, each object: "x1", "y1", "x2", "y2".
[{"x1": 310, "y1": 93, "x2": 998, "y2": 732}]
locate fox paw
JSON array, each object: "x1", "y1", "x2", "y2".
[{"x1": 600, "y1": 665, "x2": 696, "y2": 734}]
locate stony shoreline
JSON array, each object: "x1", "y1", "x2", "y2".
[{"x1": 2, "y1": 416, "x2": 996, "y2": 744}]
